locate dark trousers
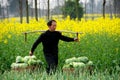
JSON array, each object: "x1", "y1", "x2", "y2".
[{"x1": 44, "y1": 54, "x2": 58, "y2": 74}]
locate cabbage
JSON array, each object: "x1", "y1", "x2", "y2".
[
  {"x1": 11, "y1": 63, "x2": 20, "y2": 68},
  {"x1": 76, "y1": 56, "x2": 89, "y2": 64},
  {"x1": 86, "y1": 61, "x2": 93, "y2": 66},
  {"x1": 63, "y1": 64, "x2": 70, "y2": 68},
  {"x1": 11, "y1": 63, "x2": 28, "y2": 68},
  {"x1": 72, "y1": 62, "x2": 85, "y2": 68},
  {"x1": 16, "y1": 56, "x2": 24, "y2": 63},
  {"x1": 65, "y1": 57, "x2": 77, "y2": 64},
  {"x1": 63, "y1": 64, "x2": 73, "y2": 69},
  {"x1": 15, "y1": 55, "x2": 43, "y2": 66},
  {"x1": 24, "y1": 55, "x2": 37, "y2": 63},
  {"x1": 24, "y1": 56, "x2": 31, "y2": 63},
  {"x1": 28, "y1": 59, "x2": 44, "y2": 66},
  {"x1": 19, "y1": 63, "x2": 28, "y2": 68},
  {"x1": 36, "y1": 60, "x2": 44, "y2": 65},
  {"x1": 11, "y1": 63, "x2": 16, "y2": 68},
  {"x1": 28, "y1": 59, "x2": 37, "y2": 65},
  {"x1": 65, "y1": 56, "x2": 89, "y2": 64},
  {"x1": 63, "y1": 56, "x2": 94, "y2": 71},
  {"x1": 31, "y1": 55, "x2": 37, "y2": 60}
]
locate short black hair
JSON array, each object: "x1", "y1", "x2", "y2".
[{"x1": 47, "y1": 20, "x2": 56, "y2": 27}]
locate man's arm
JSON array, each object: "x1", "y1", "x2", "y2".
[
  {"x1": 29, "y1": 35, "x2": 43, "y2": 56},
  {"x1": 60, "y1": 33, "x2": 78, "y2": 42}
]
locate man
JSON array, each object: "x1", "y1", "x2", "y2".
[{"x1": 29, "y1": 20, "x2": 78, "y2": 74}]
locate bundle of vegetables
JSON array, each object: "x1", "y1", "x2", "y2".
[
  {"x1": 11, "y1": 55, "x2": 43, "y2": 69},
  {"x1": 63, "y1": 56, "x2": 94, "y2": 70}
]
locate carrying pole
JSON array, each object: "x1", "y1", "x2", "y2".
[{"x1": 23, "y1": 30, "x2": 83, "y2": 42}]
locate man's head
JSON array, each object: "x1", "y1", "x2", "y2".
[{"x1": 47, "y1": 20, "x2": 56, "y2": 31}]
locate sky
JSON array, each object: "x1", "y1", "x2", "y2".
[
  {"x1": 0, "y1": 0, "x2": 9, "y2": 7},
  {"x1": 0, "y1": 0, "x2": 65, "y2": 8},
  {"x1": 29, "y1": 0, "x2": 90, "y2": 9},
  {"x1": 0, "y1": 0, "x2": 98, "y2": 9}
]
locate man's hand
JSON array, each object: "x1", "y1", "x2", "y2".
[
  {"x1": 29, "y1": 51, "x2": 33, "y2": 56},
  {"x1": 74, "y1": 37, "x2": 79, "y2": 42}
]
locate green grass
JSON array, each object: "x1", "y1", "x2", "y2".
[
  {"x1": 0, "y1": 69, "x2": 120, "y2": 80},
  {"x1": 0, "y1": 31, "x2": 120, "y2": 79}
]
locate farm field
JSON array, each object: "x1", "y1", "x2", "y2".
[{"x1": 0, "y1": 17, "x2": 120, "y2": 80}]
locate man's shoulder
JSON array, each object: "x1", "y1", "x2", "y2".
[
  {"x1": 41, "y1": 30, "x2": 48, "y2": 35},
  {"x1": 55, "y1": 31, "x2": 61, "y2": 34},
  {"x1": 38, "y1": 31, "x2": 46, "y2": 37},
  {"x1": 41, "y1": 30, "x2": 61, "y2": 35}
]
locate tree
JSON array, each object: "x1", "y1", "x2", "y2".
[
  {"x1": 47, "y1": 0, "x2": 50, "y2": 20},
  {"x1": 113, "y1": 0, "x2": 120, "y2": 18},
  {"x1": 10, "y1": 0, "x2": 20, "y2": 16},
  {"x1": 0, "y1": 4, "x2": 1, "y2": 16},
  {"x1": 6, "y1": 3, "x2": 9, "y2": 20},
  {"x1": 29, "y1": 0, "x2": 34, "y2": 18},
  {"x1": 1, "y1": 0, "x2": 5, "y2": 19},
  {"x1": 26, "y1": 0, "x2": 29, "y2": 23},
  {"x1": 113, "y1": 0, "x2": 117, "y2": 18},
  {"x1": 84, "y1": 0, "x2": 87, "y2": 21},
  {"x1": 19, "y1": 0, "x2": 23, "y2": 23},
  {"x1": 117, "y1": 0, "x2": 120, "y2": 17},
  {"x1": 91, "y1": 0, "x2": 94, "y2": 20},
  {"x1": 108, "y1": 0, "x2": 113, "y2": 19},
  {"x1": 9, "y1": 0, "x2": 31, "y2": 17},
  {"x1": 62, "y1": 0, "x2": 83, "y2": 20},
  {"x1": 35, "y1": 0, "x2": 38, "y2": 21},
  {"x1": 103, "y1": 0, "x2": 106, "y2": 19},
  {"x1": 75, "y1": 0, "x2": 79, "y2": 18},
  {"x1": 51, "y1": 6, "x2": 62, "y2": 15}
]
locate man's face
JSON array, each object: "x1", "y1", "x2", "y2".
[{"x1": 49, "y1": 21, "x2": 56, "y2": 31}]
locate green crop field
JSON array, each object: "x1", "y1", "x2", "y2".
[{"x1": 0, "y1": 17, "x2": 120, "y2": 80}]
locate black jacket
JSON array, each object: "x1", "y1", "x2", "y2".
[{"x1": 31, "y1": 30, "x2": 74, "y2": 55}]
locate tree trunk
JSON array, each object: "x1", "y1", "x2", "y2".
[
  {"x1": 84, "y1": 0, "x2": 87, "y2": 21},
  {"x1": 2, "y1": 8, "x2": 5, "y2": 19},
  {"x1": 75, "y1": 0, "x2": 79, "y2": 19},
  {"x1": 57, "y1": 0, "x2": 59, "y2": 18},
  {"x1": 19, "y1": 0, "x2": 23, "y2": 23},
  {"x1": 39, "y1": 1, "x2": 41, "y2": 18},
  {"x1": 1, "y1": 0, "x2": 5, "y2": 19},
  {"x1": 7, "y1": 6, "x2": 9, "y2": 20},
  {"x1": 113, "y1": 0, "x2": 117, "y2": 18},
  {"x1": 26, "y1": 0, "x2": 29, "y2": 23},
  {"x1": 35, "y1": 0, "x2": 38, "y2": 21},
  {"x1": 103, "y1": 0, "x2": 106, "y2": 19},
  {"x1": 109, "y1": 0, "x2": 112, "y2": 19},
  {"x1": 91, "y1": 0, "x2": 94, "y2": 20},
  {"x1": 117, "y1": 0, "x2": 120, "y2": 18},
  {"x1": 0, "y1": 4, "x2": 1, "y2": 20},
  {"x1": 47, "y1": 0, "x2": 50, "y2": 20},
  {"x1": 31, "y1": 0, "x2": 33, "y2": 18},
  {"x1": 62, "y1": 0, "x2": 66, "y2": 19}
]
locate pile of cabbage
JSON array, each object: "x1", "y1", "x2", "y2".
[
  {"x1": 63, "y1": 56, "x2": 94, "y2": 70},
  {"x1": 11, "y1": 55, "x2": 43, "y2": 69}
]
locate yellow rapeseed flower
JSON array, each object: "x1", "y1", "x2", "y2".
[
  {"x1": 8, "y1": 34, "x2": 11, "y2": 39},
  {"x1": 4, "y1": 39, "x2": 8, "y2": 44},
  {"x1": 0, "y1": 17, "x2": 120, "y2": 42}
]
